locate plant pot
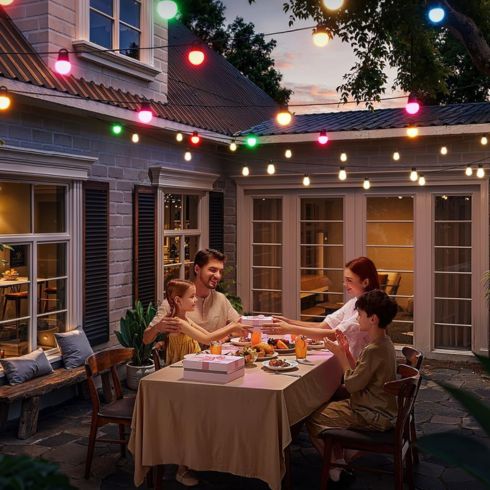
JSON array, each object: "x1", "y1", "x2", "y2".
[{"x1": 126, "y1": 360, "x2": 155, "y2": 390}]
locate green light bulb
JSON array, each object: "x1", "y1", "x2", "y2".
[
  {"x1": 246, "y1": 135, "x2": 258, "y2": 148},
  {"x1": 112, "y1": 124, "x2": 123, "y2": 135}
]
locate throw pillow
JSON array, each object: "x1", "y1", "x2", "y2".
[
  {"x1": 54, "y1": 326, "x2": 94, "y2": 369},
  {"x1": 0, "y1": 348, "x2": 54, "y2": 385}
]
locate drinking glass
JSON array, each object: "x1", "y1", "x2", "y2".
[
  {"x1": 209, "y1": 341, "x2": 222, "y2": 355},
  {"x1": 295, "y1": 336, "x2": 307, "y2": 360},
  {"x1": 251, "y1": 328, "x2": 262, "y2": 346}
]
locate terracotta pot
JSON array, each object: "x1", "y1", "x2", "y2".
[{"x1": 126, "y1": 360, "x2": 155, "y2": 390}]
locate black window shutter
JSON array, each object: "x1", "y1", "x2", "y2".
[
  {"x1": 134, "y1": 186, "x2": 156, "y2": 308},
  {"x1": 209, "y1": 191, "x2": 224, "y2": 252},
  {"x1": 83, "y1": 181, "x2": 109, "y2": 346}
]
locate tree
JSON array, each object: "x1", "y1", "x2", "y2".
[
  {"x1": 178, "y1": 0, "x2": 292, "y2": 104},
  {"x1": 249, "y1": 0, "x2": 490, "y2": 106}
]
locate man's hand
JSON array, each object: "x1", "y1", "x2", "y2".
[
  {"x1": 155, "y1": 317, "x2": 181, "y2": 334},
  {"x1": 262, "y1": 321, "x2": 293, "y2": 335},
  {"x1": 272, "y1": 315, "x2": 291, "y2": 323}
]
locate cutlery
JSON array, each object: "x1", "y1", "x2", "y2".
[{"x1": 272, "y1": 372, "x2": 302, "y2": 378}]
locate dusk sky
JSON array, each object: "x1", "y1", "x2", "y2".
[{"x1": 222, "y1": 0, "x2": 404, "y2": 114}]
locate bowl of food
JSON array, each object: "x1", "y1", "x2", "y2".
[
  {"x1": 236, "y1": 347, "x2": 259, "y2": 365},
  {"x1": 2, "y1": 268, "x2": 19, "y2": 281}
]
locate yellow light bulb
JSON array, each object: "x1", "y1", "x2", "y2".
[
  {"x1": 302, "y1": 175, "x2": 311, "y2": 186},
  {"x1": 465, "y1": 166, "x2": 473, "y2": 176},
  {"x1": 393, "y1": 152, "x2": 400, "y2": 161},
  {"x1": 285, "y1": 149, "x2": 292, "y2": 159},
  {"x1": 242, "y1": 166, "x2": 250, "y2": 177},
  {"x1": 267, "y1": 163, "x2": 275, "y2": 175},
  {"x1": 184, "y1": 151, "x2": 192, "y2": 161},
  {"x1": 481, "y1": 136, "x2": 488, "y2": 145},
  {"x1": 176, "y1": 132, "x2": 183, "y2": 142},
  {"x1": 312, "y1": 28, "x2": 330, "y2": 47},
  {"x1": 440, "y1": 146, "x2": 448, "y2": 155},
  {"x1": 276, "y1": 109, "x2": 292, "y2": 126},
  {"x1": 340, "y1": 153, "x2": 347, "y2": 162},
  {"x1": 322, "y1": 0, "x2": 344, "y2": 10},
  {"x1": 409, "y1": 168, "x2": 418, "y2": 182},
  {"x1": 407, "y1": 127, "x2": 418, "y2": 138},
  {"x1": 131, "y1": 133, "x2": 140, "y2": 143},
  {"x1": 338, "y1": 167, "x2": 347, "y2": 181},
  {"x1": 418, "y1": 175, "x2": 426, "y2": 186},
  {"x1": 477, "y1": 165, "x2": 485, "y2": 178},
  {"x1": 229, "y1": 141, "x2": 237, "y2": 152},
  {"x1": 363, "y1": 178, "x2": 370, "y2": 190}
]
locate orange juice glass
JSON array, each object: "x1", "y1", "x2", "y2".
[
  {"x1": 209, "y1": 341, "x2": 222, "y2": 355},
  {"x1": 295, "y1": 336, "x2": 307, "y2": 360},
  {"x1": 251, "y1": 329, "x2": 262, "y2": 346}
]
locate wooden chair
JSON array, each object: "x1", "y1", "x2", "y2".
[
  {"x1": 84, "y1": 348, "x2": 135, "y2": 479},
  {"x1": 320, "y1": 364, "x2": 420, "y2": 490},
  {"x1": 402, "y1": 346, "x2": 424, "y2": 464},
  {"x1": 385, "y1": 272, "x2": 402, "y2": 297}
]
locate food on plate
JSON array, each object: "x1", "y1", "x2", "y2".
[
  {"x1": 255, "y1": 342, "x2": 275, "y2": 354},
  {"x1": 238, "y1": 335, "x2": 251, "y2": 343},
  {"x1": 307, "y1": 339, "x2": 324, "y2": 346},
  {"x1": 236, "y1": 347, "x2": 259, "y2": 365},
  {"x1": 268, "y1": 338, "x2": 294, "y2": 349},
  {"x1": 269, "y1": 358, "x2": 289, "y2": 368}
]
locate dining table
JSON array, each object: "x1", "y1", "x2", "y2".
[{"x1": 128, "y1": 346, "x2": 343, "y2": 490}]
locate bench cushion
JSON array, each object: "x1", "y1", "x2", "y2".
[
  {"x1": 0, "y1": 348, "x2": 54, "y2": 385},
  {"x1": 55, "y1": 327, "x2": 93, "y2": 369}
]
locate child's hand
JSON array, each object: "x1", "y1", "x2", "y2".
[
  {"x1": 323, "y1": 338, "x2": 344, "y2": 357},
  {"x1": 335, "y1": 330, "x2": 350, "y2": 354},
  {"x1": 227, "y1": 322, "x2": 247, "y2": 337},
  {"x1": 272, "y1": 315, "x2": 290, "y2": 323},
  {"x1": 262, "y1": 321, "x2": 291, "y2": 335}
]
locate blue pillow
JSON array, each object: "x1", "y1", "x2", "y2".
[
  {"x1": 0, "y1": 348, "x2": 54, "y2": 385},
  {"x1": 54, "y1": 326, "x2": 93, "y2": 369}
]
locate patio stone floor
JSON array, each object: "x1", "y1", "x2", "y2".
[{"x1": 1, "y1": 361, "x2": 489, "y2": 490}]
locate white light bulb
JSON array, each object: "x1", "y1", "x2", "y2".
[
  {"x1": 418, "y1": 175, "x2": 426, "y2": 186},
  {"x1": 340, "y1": 153, "x2": 347, "y2": 162},
  {"x1": 267, "y1": 163, "x2": 275, "y2": 175},
  {"x1": 465, "y1": 165, "x2": 473, "y2": 176},
  {"x1": 229, "y1": 141, "x2": 237, "y2": 152},
  {"x1": 477, "y1": 165, "x2": 485, "y2": 178},
  {"x1": 242, "y1": 166, "x2": 250, "y2": 177},
  {"x1": 481, "y1": 136, "x2": 488, "y2": 145},
  {"x1": 393, "y1": 152, "x2": 400, "y2": 161},
  {"x1": 363, "y1": 178, "x2": 370, "y2": 190},
  {"x1": 184, "y1": 151, "x2": 192, "y2": 161},
  {"x1": 131, "y1": 133, "x2": 139, "y2": 143},
  {"x1": 440, "y1": 146, "x2": 448, "y2": 155},
  {"x1": 285, "y1": 149, "x2": 292, "y2": 159},
  {"x1": 303, "y1": 175, "x2": 311, "y2": 186},
  {"x1": 322, "y1": 0, "x2": 344, "y2": 10},
  {"x1": 338, "y1": 167, "x2": 347, "y2": 181},
  {"x1": 410, "y1": 168, "x2": 418, "y2": 182},
  {"x1": 176, "y1": 132, "x2": 183, "y2": 142}
]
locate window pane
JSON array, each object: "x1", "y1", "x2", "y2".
[
  {"x1": 90, "y1": 10, "x2": 113, "y2": 49},
  {"x1": 435, "y1": 195, "x2": 471, "y2": 220},
  {"x1": 164, "y1": 194, "x2": 182, "y2": 230},
  {"x1": 435, "y1": 273, "x2": 471, "y2": 299},
  {"x1": 253, "y1": 223, "x2": 281, "y2": 243},
  {"x1": 90, "y1": 0, "x2": 113, "y2": 15},
  {"x1": 435, "y1": 324, "x2": 471, "y2": 350},
  {"x1": 183, "y1": 195, "x2": 199, "y2": 229},
  {"x1": 253, "y1": 245, "x2": 281, "y2": 267},
  {"x1": 37, "y1": 242, "x2": 66, "y2": 280},
  {"x1": 38, "y1": 312, "x2": 66, "y2": 349},
  {"x1": 301, "y1": 198, "x2": 342, "y2": 220},
  {"x1": 435, "y1": 298, "x2": 471, "y2": 325},
  {"x1": 164, "y1": 236, "x2": 180, "y2": 265},
  {"x1": 253, "y1": 198, "x2": 281, "y2": 220},
  {"x1": 435, "y1": 248, "x2": 471, "y2": 273},
  {"x1": 120, "y1": 24, "x2": 140, "y2": 59},
  {"x1": 164, "y1": 265, "x2": 180, "y2": 287},
  {"x1": 300, "y1": 245, "x2": 343, "y2": 269},
  {"x1": 253, "y1": 291, "x2": 281, "y2": 314},
  {"x1": 367, "y1": 247, "x2": 414, "y2": 270},
  {"x1": 0, "y1": 183, "x2": 31, "y2": 234},
  {"x1": 390, "y1": 322, "x2": 414, "y2": 345},
  {"x1": 435, "y1": 222, "x2": 471, "y2": 247},
  {"x1": 253, "y1": 267, "x2": 281, "y2": 290},
  {"x1": 367, "y1": 196, "x2": 413, "y2": 220},
  {"x1": 34, "y1": 185, "x2": 65, "y2": 233},
  {"x1": 120, "y1": 0, "x2": 140, "y2": 27},
  {"x1": 367, "y1": 223, "x2": 413, "y2": 245},
  {"x1": 301, "y1": 223, "x2": 342, "y2": 244},
  {"x1": 184, "y1": 236, "x2": 199, "y2": 266}
]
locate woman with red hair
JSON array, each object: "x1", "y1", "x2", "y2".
[{"x1": 266, "y1": 256, "x2": 380, "y2": 361}]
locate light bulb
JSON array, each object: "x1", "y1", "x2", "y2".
[
  {"x1": 0, "y1": 86, "x2": 11, "y2": 111},
  {"x1": 267, "y1": 163, "x2": 275, "y2": 175},
  {"x1": 0, "y1": 0, "x2": 14, "y2": 5},
  {"x1": 322, "y1": 0, "x2": 344, "y2": 10},
  {"x1": 465, "y1": 165, "x2": 473, "y2": 176},
  {"x1": 276, "y1": 107, "x2": 292, "y2": 126},
  {"x1": 131, "y1": 133, "x2": 139, "y2": 143},
  {"x1": 428, "y1": 6, "x2": 446, "y2": 23},
  {"x1": 229, "y1": 141, "x2": 237, "y2": 152},
  {"x1": 285, "y1": 149, "x2": 292, "y2": 159},
  {"x1": 303, "y1": 175, "x2": 311, "y2": 186},
  {"x1": 393, "y1": 152, "x2": 400, "y2": 161},
  {"x1": 312, "y1": 26, "x2": 330, "y2": 47},
  {"x1": 242, "y1": 166, "x2": 250, "y2": 177},
  {"x1": 176, "y1": 132, "x2": 183, "y2": 142},
  {"x1": 54, "y1": 49, "x2": 71, "y2": 75},
  {"x1": 111, "y1": 124, "x2": 123, "y2": 135},
  {"x1": 477, "y1": 165, "x2": 485, "y2": 178},
  {"x1": 409, "y1": 168, "x2": 418, "y2": 182},
  {"x1": 340, "y1": 153, "x2": 347, "y2": 162},
  {"x1": 188, "y1": 48, "x2": 205, "y2": 66},
  {"x1": 481, "y1": 136, "x2": 488, "y2": 145},
  {"x1": 184, "y1": 151, "x2": 192, "y2": 161},
  {"x1": 407, "y1": 127, "x2": 418, "y2": 138},
  {"x1": 190, "y1": 131, "x2": 201, "y2": 145},
  {"x1": 418, "y1": 174, "x2": 426, "y2": 186},
  {"x1": 440, "y1": 146, "x2": 448, "y2": 155},
  {"x1": 156, "y1": 0, "x2": 178, "y2": 20},
  {"x1": 318, "y1": 130, "x2": 329, "y2": 145},
  {"x1": 246, "y1": 135, "x2": 258, "y2": 148},
  {"x1": 338, "y1": 167, "x2": 347, "y2": 181},
  {"x1": 363, "y1": 178, "x2": 371, "y2": 190},
  {"x1": 405, "y1": 93, "x2": 420, "y2": 115},
  {"x1": 138, "y1": 103, "x2": 153, "y2": 124}
]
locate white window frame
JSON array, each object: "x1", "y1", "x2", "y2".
[{"x1": 74, "y1": 0, "x2": 160, "y2": 81}]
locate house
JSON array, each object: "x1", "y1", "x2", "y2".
[{"x1": 0, "y1": 0, "x2": 488, "y2": 393}]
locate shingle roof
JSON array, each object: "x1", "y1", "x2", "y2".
[
  {"x1": 242, "y1": 102, "x2": 490, "y2": 136},
  {"x1": 0, "y1": 8, "x2": 277, "y2": 136}
]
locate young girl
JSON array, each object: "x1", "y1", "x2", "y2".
[{"x1": 164, "y1": 279, "x2": 243, "y2": 364}]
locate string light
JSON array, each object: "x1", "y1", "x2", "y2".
[
  {"x1": 440, "y1": 146, "x2": 448, "y2": 155},
  {"x1": 405, "y1": 93, "x2": 420, "y2": 115},
  {"x1": 229, "y1": 140, "x2": 237, "y2": 152},
  {"x1": 465, "y1": 165, "x2": 473, "y2": 176},
  {"x1": 418, "y1": 174, "x2": 426, "y2": 186},
  {"x1": 322, "y1": 0, "x2": 344, "y2": 10},
  {"x1": 363, "y1": 178, "x2": 371, "y2": 190},
  {"x1": 246, "y1": 135, "x2": 258, "y2": 148},
  {"x1": 285, "y1": 149, "x2": 292, "y2": 159},
  {"x1": 410, "y1": 168, "x2": 418, "y2": 181},
  {"x1": 176, "y1": 132, "x2": 183, "y2": 142},
  {"x1": 302, "y1": 175, "x2": 311, "y2": 186},
  {"x1": 481, "y1": 136, "x2": 488, "y2": 145},
  {"x1": 276, "y1": 107, "x2": 293, "y2": 126},
  {"x1": 0, "y1": 86, "x2": 11, "y2": 111},
  {"x1": 131, "y1": 133, "x2": 140, "y2": 143},
  {"x1": 188, "y1": 47, "x2": 205, "y2": 66},
  {"x1": 393, "y1": 152, "x2": 400, "y2": 161},
  {"x1": 190, "y1": 131, "x2": 201, "y2": 145},
  {"x1": 0, "y1": 0, "x2": 14, "y2": 6},
  {"x1": 54, "y1": 49, "x2": 71, "y2": 75},
  {"x1": 340, "y1": 153, "x2": 347, "y2": 162},
  {"x1": 338, "y1": 167, "x2": 347, "y2": 181},
  {"x1": 242, "y1": 166, "x2": 250, "y2": 176},
  {"x1": 184, "y1": 150, "x2": 192, "y2": 161},
  {"x1": 428, "y1": 5, "x2": 446, "y2": 23},
  {"x1": 267, "y1": 163, "x2": 276, "y2": 175},
  {"x1": 312, "y1": 26, "x2": 330, "y2": 47},
  {"x1": 111, "y1": 124, "x2": 123, "y2": 135},
  {"x1": 138, "y1": 102, "x2": 153, "y2": 124},
  {"x1": 477, "y1": 165, "x2": 485, "y2": 178},
  {"x1": 406, "y1": 127, "x2": 419, "y2": 138},
  {"x1": 156, "y1": 0, "x2": 178, "y2": 20},
  {"x1": 317, "y1": 130, "x2": 329, "y2": 145}
]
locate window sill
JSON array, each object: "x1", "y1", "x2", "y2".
[{"x1": 72, "y1": 39, "x2": 161, "y2": 82}]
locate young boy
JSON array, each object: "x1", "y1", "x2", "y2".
[{"x1": 306, "y1": 289, "x2": 399, "y2": 480}]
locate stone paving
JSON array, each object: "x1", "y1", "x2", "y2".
[{"x1": 0, "y1": 361, "x2": 489, "y2": 490}]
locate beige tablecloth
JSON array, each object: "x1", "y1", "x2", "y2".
[{"x1": 129, "y1": 350, "x2": 342, "y2": 489}]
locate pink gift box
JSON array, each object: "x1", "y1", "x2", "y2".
[
  {"x1": 182, "y1": 354, "x2": 245, "y2": 374},
  {"x1": 183, "y1": 368, "x2": 244, "y2": 384},
  {"x1": 240, "y1": 315, "x2": 273, "y2": 328}
]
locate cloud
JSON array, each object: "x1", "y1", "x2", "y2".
[{"x1": 274, "y1": 51, "x2": 297, "y2": 71}]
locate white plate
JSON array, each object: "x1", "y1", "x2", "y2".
[
  {"x1": 276, "y1": 347, "x2": 295, "y2": 354},
  {"x1": 230, "y1": 337, "x2": 251, "y2": 347},
  {"x1": 307, "y1": 341, "x2": 325, "y2": 350},
  {"x1": 262, "y1": 359, "x2": 299, "y2": 371},
  {"x1": 256, "y1": 351, "x2": 278, "y2": 362}
]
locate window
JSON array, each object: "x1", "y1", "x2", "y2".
[
  {"x1": 0, "y1": 184, "x2": 69, "y2": 358},
  {"x1": 433, "y1": 195, "x2": 472, "y2": 350},
  {"x1": 90, "y1": 0, "x2": 141, "y2": 60},
  {"x1": 163, "y1": 193, "x2": 202, "y2": 285}
]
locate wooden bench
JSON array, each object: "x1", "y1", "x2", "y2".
[{"x1": 0, "y1": 366, "x2": 87, "y2": 439}]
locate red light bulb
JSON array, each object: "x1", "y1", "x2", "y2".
[
  {"x1": 405, "y1": 93, "x2": 420, "y2": 115},
  {"x1": 318, "y1": 130, "x2": 329, "y2": 145},
  {"x1": 55, "y1": 49, "x2": 71, "y2": 75},
  {"x1": 188, "y1": 48, "x2": 205, "y2": 66},
  {"x1": 138, "y1": 102, "x2": 153, "y2": 124},
  {"x1": 190, "y1": 131, "x2": 201, "y2": 145}
]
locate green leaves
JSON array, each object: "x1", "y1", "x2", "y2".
[{"x1": 114, "y1": 300, "x2": 157, "y2": 366}]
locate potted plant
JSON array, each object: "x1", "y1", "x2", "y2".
[{"x1": 115, "y1": 300, "x2": 157, "y2": 390}]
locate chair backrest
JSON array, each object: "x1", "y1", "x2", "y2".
[
  {"x1": 385, "y1": 272, "x2": 401, "y2": 296},
  {"x1": 384, "y1": 364, "x2": 420, "y2": 446},
  {"x1": 85, "y1": 348, "x2": 134, "y2": 413},
  {"x1": 378, "y1": 273, "x2": 388, "y2": 291},
  {"x1": 152, "y1": 347, "x2": 163, "y2": 371},
  {"x1": 402, "y1": 346, "x2": 424, "y2": 370}
]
